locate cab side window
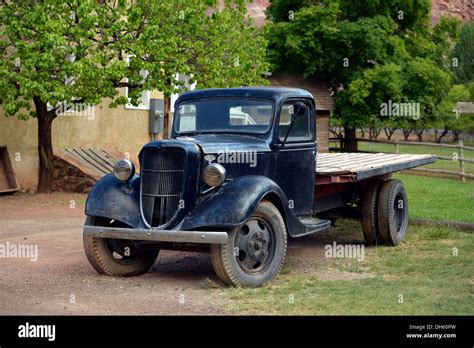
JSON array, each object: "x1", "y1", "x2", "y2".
[{"x1": 278, "y1": 101, "x2": 311, "y2": 142}]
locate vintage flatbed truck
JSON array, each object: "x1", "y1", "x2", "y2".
[{"x1": 83, "y1": 87, "x2": 436, "y2": 286}]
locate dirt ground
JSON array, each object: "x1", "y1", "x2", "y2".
[{"x1": 0, "y1": 192, "x2": 364, "y2": 315}]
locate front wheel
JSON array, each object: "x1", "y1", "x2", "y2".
[
  {"x1": 210, "y1": 200, "x2": 287, "y2": 287},
  {"x1": 83, "y1": 217, "x2": 159, "y2": 277}
]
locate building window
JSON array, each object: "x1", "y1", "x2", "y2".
[
  {"x1": 170, "y1": 74, "x2": 196, "y2": 112},
  {"x1": 124, "y1": 55, "x2": 150, "y2": 110}
]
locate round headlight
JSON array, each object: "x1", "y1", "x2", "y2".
[
  {"x1": 203, "y1": 163, "x2": 226, "y2": 187},
  {"x1": 113, "y1": 159, "x2": 135, "y2": 182}
]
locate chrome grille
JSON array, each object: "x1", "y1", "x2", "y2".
[{"x1": 140, "y1": 147, "x2": 185, "y2": 227}]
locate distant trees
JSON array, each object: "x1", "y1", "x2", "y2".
[{"x1": 266, "y1": 0, "x2": 465, "y2": 146}]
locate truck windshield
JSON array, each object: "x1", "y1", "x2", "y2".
[{"x1": 174, "y1": 98, "x2": 273, "y2": 135}]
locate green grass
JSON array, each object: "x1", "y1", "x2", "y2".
[
  {"x1": 217, "y1": 220, "x2": 474, "y2": 315},
  {"x1": 215, "y1": 174, "x2": 474, "y2": 315},
  {"x1": 358, "y1": 141, "x2": 474, "y2": 174},
  {"x1": 394, "y1": 173, "x2": 474, "y2": 223}
]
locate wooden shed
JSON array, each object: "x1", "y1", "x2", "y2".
[{"x1": 268, "y1": 73, "x2": 333, "y2": 152}]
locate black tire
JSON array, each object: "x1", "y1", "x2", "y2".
[
  {"x1": 360, "y1": 180, "x2": 382, "y2": 246},
  {"x1": 377, "y1": 179, "x2": 409, "y2": 246},
  {"x1": 83, "y1": 216, "x2": 159, "y2": 277},
  {"x1": 210, "y1": 200, "x2": 287, "y2": 287}
]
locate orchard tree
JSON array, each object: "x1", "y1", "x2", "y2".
[
  {"x1": 436, "y1": 84, "x2": 474, "y2": 142},
  {"x1": 0, "y1": 0, "x2": 268, "y2": 192}
]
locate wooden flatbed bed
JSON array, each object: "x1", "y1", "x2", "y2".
[
  {"x1": 316, "y1": 152, "x2": 437, "y2": 183},
  {"x1": 313, "y1": 152, "x2": 437, "y2": 213}
]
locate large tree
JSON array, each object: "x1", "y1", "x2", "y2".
[
  {"x1": 451, "y1": 21, "x2": 474, "y2": 84},
  {"x1": 0, "y1": 0, "x2": 268, "y2": 192},
  {"x1": 265, "y1": 0, "x2": 458, "y2": 150}
]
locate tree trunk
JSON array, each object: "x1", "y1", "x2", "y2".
[
  {"x1": 34, "y1": 97, "x2": 55, "y2": 193},
  {"x1": 453, "y1": 130, "x2": 460, "y2": 143},
  {"x1": 402, "y1": 128, "x2": 412, "y2": 141},
  {"x1": 343, "y1": 127, "x2": 358, "y2": 152},
  {"x1": 435, "y1": 127, "x2": 449, "y2": 143},
  {"x1": 368, "y1": 127, "x2": 381, "y2": 139},
  {"x1": 415, "y1": 129, "x2": 424, "y2": 142},
  {"x1": 384, "y1": 127, "x2": 396, "y2": 140}
]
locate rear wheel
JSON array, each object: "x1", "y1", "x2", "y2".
[
  {"x1": 211, "y1": 200, "x2": 287, "y2": 287},
  {"x1": 377, "y1": 180, "x2": 409, "y2": 246},
  {"x1": 83, "y1": 217, "x2": 159, "y2": 277},
  {"x1": 360, "y1": 180, "x2": 382, "y2": 246}
]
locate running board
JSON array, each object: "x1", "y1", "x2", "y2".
[{"x1": 293, "y1": 217, "x2": 332, "y2": 238}]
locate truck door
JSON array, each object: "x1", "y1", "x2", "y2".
[{"x1": 274, "y1": 99, "x2": 316, "y2": 216}]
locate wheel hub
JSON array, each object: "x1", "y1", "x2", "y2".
[
  {"x1": 234, "y1": 217, "x2": 275, "y2": 274},
  {"x1": 106, "y1": 238, "x2": 141, "y2": 263},
  {"x1": 247, "y1": 230, "x2": 270, "y2": 261}
]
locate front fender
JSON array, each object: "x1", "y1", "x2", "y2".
[
  {"x1": 180, "y1": 175, "x2": 305, "y2": 236},
  {"x1": 85, "y1": 174, "x2": 144, "y2": 229}
]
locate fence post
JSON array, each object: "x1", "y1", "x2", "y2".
[
  {"x1": 395, "y1": 139, "x2": 400, "y2": 154},
  {"x1": 459, "y1": 140, "x2": 465, "y2": 183}
]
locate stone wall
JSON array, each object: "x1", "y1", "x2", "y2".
[{"x1": 52, "y1": 156, "x2": 96, "y2": 193}]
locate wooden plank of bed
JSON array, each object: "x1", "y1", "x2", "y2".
[{"x1": 316, "y1": 153, "x2": 437, "y2": 181}]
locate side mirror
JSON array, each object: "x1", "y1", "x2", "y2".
[{"x1": 291, "y1": 101, "x2": 307, "y2": 118}]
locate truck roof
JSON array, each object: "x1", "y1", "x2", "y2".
[{"x1": 176, "y1": 87, "x2": 314, "y2": 104}]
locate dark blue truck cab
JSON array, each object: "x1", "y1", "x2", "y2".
[{"x1": 83, "y1": 87, "x2": 436, "y2": 286}]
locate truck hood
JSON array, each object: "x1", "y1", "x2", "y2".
[{"x1": 175, "y1": 134, "x2": 271, "y2": 154}]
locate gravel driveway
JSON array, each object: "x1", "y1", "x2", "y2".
[
  {"x1": 0, "y1": 192, "x2": 356, "y2": 315},
  {"x1": 0, "y1": 192, "x2": 230, "y2": 315}
]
